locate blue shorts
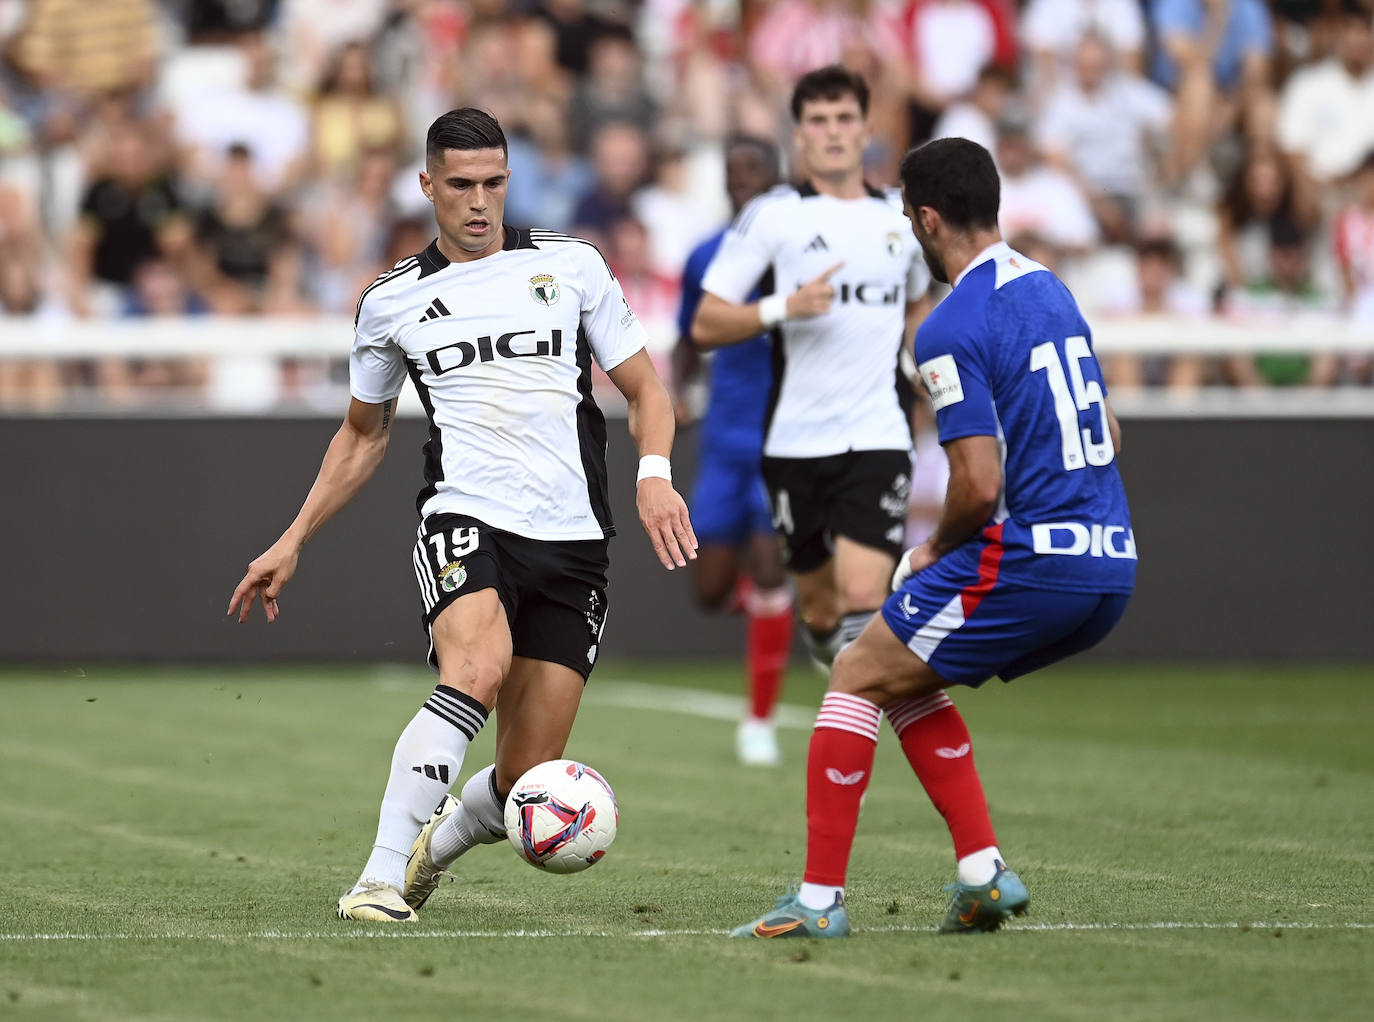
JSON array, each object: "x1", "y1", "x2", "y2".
[
  {"x1": 690, "y1": 443, "x2": 774, "y2": 547},
  {"x1": 880, "y1": 555, "x2": 1130, "y2": 688}
]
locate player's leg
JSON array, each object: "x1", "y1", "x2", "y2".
[
  {"x1": 687, "y1": 444, "x2": 748, "y2": 612},
  {"x1": 823, "y1": 449, "x2": 909, "y2": 654},
  {"x1": 415, "y1": 656, "x2": 585, "y2": 895},
  {"x1": 340, "y1": 518, "x2": 512, "y2": 921},
  {"x1": 763, "y1": 455, "x2": 841, "y2": 670},
  {"x1": 408, "y1": 534, "x2": 610, "y2": 909},
  {"x1": 738, "y1": 498, "x2": 793, "y2": 765}
]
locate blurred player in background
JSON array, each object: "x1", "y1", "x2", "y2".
[
  {"x1": 228, "y1": 108, "x2": 695, "y2": 923},
  {"x1": 692, "y1": 65, "x2": 932, "y2": 679},
  {"x1": 674, "y1": 135, "x2": 793, "y2": 767},
  {"x1": 734, "y1": 137, "x2": 1135, "y2": 939}
]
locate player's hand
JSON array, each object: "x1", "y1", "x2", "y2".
[
  {"x1": 227, "y1": 539, "x2": 301, "y2": 623},
  {"x1": 891, "y1": 543, "x2": 938, "y2": 591},
  {"x1": 786, "y1": 261, "x2": 844, "y2": 319},
  {"x1": 637, "y1": 478, "x2": 698, "y2": 571}
]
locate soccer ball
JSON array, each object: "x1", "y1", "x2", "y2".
[{"x1": 504, "y1": 759, "x2": 618, "y2": 873}]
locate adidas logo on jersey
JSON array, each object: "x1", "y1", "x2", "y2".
[
  {"x1": 412, "y1": 763, "x2": 451, "y2": 783},
  {"x1": 804, "y1": 234, "x2": 829, "y2": 253},
  {"x1": 418, "y1": 297, "x2": 452, "y2": 322}
]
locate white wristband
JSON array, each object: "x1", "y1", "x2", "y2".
[
  {"x1": 757, "y1": 293, "x2": 787, "y2": 329},
  {"x1": 637, "y1": 455, "x2": 672, "y2": 484}
]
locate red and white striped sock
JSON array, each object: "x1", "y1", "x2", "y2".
[
  {"x1": 802, "y1": 692, "x2": 882, "y2": 900},
  {"x1": 886, "y1": 693, "x2": 998, "y2": 861}
]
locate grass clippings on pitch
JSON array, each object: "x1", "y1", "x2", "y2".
[{"x1": 0, "y1": 662, "x2": 1371, "y2": 1021}]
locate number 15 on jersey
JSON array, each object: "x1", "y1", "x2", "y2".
[{"x1": 1029, "y1": 336, "x2": 1113, "y2": 472}]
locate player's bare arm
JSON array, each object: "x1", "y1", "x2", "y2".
[
  {"x1": 228, "y1": 396, "x2": 395, "y2": 623},
  {"x1": 893, "y1": 433, "x2": 1001, "y2": 585},
  {"x1": 606, "y1": 349, "x2": 698, "y2": 571},
  {"x1": 691, "y1": 261, "x2": 844, "y2": 350}
]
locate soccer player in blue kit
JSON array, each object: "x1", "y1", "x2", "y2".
[
  {"x1": 734, "y1": 137, "x2": 1136, "y2": 938},
  {"x1": 676, "y1": 136, "x2": 794, "y2": 766}
]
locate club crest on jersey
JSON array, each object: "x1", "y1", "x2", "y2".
[
  {"x1": 886, "y1": 231, "x2": 903, "y2": 258},
  {"x1": 529, "y1": 273, "x2": 560, "y2": 306},
  {"x1": 438, "y1": 560, "x2": 468, "y2": 593}
]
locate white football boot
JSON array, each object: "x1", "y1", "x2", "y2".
[
  {"x1": 337, "y1": 879, "x2": 418, "y2": 922},
  {"x1": 404, "y1": 793, "x2": 460, "y2": 910},
  {"x1": 736, "y1": 717, "x2": 781, "y2": 767}
]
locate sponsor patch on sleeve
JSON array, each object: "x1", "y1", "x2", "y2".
[{"x1": 918, "y1": 354, "x2": 964, "y2": 409}]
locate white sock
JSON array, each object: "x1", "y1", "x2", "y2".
[
  {"x1": 430, "y1": 764, "x2": 508, "y2": 866},
  {"x1": 957, "y1": 845, "x2": 1005, "y2": 886},
  {"x1": 797, "y1": 882, "x2": 842, "y2": 911},
  {"x1": 354, "y1": 685, "x2": 488, "y2": 891}
]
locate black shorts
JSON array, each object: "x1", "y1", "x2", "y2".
[
  {"x1": 413, "y1": 513, "x2": 610, "y2": 680},
  {"x1": 761, "y1": 450, "x2": 911, "y2": 573}
]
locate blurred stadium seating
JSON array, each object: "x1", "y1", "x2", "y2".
[{"x1": 1, "y1": 0, "x2": 1373, "y2": 414}]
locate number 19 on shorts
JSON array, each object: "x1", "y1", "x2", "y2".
[{"x1": 1030, "y1": 336, "x2": 1114, "y2": 471}]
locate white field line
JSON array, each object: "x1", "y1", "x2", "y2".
[
  {"x1": 3, "y1": 922, "x2": 1372, "y2": 941},
  {"x1": 585, "y1": 680, "x2": 816, "y2": 728}
]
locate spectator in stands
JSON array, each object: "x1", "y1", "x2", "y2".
[
  {"x1": 505, "y1": 92, "x2": 594, "y2": 232},
  {"x1": 0, "y1": 179, "x2": 58, "y2": 409},
  {"x1": 67, "y1": 120, "x2": 189, "y2": 317},
  {"x1": 1021, "y1": 0, "x2": 1147, "y2": 98},
  {"x1": 571, "y1": 120, "x2": 651, "y2": 247},
  {"x1": 632, "y1": 140, "x2": 726, "y2": 279},
  {"x1": 748, "y1": 0, "x2": 906, "y2": 98},
  {"x1": 1335, "y1": 151, "x2": 1374, "y2": 314},
  {"x1": 1099, "y1": 234, "x2": 1211, "y2": 389},
  {"x1": 9, "y1": 0, "x2": 160, "y2": 101},
  {"x1": 995, "y1": 120, "x2": 1099, "y2": 253},
  {"x1": 607, "y1": 215, "x2": 679, "y2": 366},
  {"x1": 1036, "y1": 32, "x2": 1173, "y2": 243},
  {"x1": 1223, "y1": 213, "x2": 1338, "y2": 386},
  {"x1": 1151, "y1": 0, "x2": 1276, "y2": 179},
  {"x1": 106, "y1": 257, "x2": 211, "y2": 401},
  {"x1": 931, "y1": 62, "x2": 1015, "y2": 156},
  {"x1": 190, "y1": 143, "x2": 302, "y2": 314},
  {"x1": 277, "y1": 0, "x2": 391, "y2": 95},
  {"x1": 1216, "y1": 144, "x2": 1318, "y2": 292},
  {"x1": 900, "y1": 0, "x2": 1018, "y2": 143},
  {"x1": 310, "y1": 41, "x2": 405, "y2": 181},
  {"x1": 1276, "y1": 1, "x2": 1374, "y2": 189},
  {"x1": 1334, "y1": 150, "x2": 1374, "y2": 381},
  {"x1": 303, "y1": 146, "x2": 398, "y2": 314},
  {"x1": 568, "y1": 24, "x2": 658, "y2": 154},
  {"x1": 531, "y1": 0, "x2": 623, "y2": 77},
  {"x1": 175, "y1": 30, "x2": 310, "y2": 197}
]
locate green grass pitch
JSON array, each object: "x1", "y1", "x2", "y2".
[{"x1": 1, "y1": 661, "x2": 1371, "y2": 1021}]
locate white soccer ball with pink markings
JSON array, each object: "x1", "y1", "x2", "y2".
[{"x1": 504, "y1": 759, "x2": 618, "y2": 874}]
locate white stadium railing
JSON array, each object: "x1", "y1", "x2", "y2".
[{"x1": 3, "y1": 315, "x2": 1374, "y2": 417}]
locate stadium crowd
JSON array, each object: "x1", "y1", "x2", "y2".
[{"x1": 1, "y1": 0, "x2": 1373, "y2": 409}]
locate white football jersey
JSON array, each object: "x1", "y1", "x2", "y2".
[
  {"x1": 350, "y1": 228, "x2": 648, "y2": 541},
  {"x1": 702, "y1": 183, "x2": 929, "y2": 458}
]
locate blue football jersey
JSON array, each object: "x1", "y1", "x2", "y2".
[
  {"x1": 914, "y1": 242, "x2": 1135, "y2": 595},
  {"x1": 679, "y1": 230, "x2": 771, "y2": 456}
]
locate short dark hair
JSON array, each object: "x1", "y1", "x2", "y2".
[
  {"x1": 724, "y1": 133, "x2": 781, "y2": 178},
  {"x1": 426, "y1": 108, "x2": 508, "y2": 164},
  {"x1": 790, "y1": 65, "x2": 869, "y2": 121},
  {"x1": 899, "y1": 138, "x2": 1000, "y2": 232}
]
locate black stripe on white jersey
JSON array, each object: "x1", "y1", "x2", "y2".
[
  {"x1": 528, "y1": 229, "x2": 615, "y2": 276},
  {"x1": 405, "y1": 359, "x2": 445, "y2": 517},
  {"x1": 354, "y1": 256, "x2": 420, "y2": 326},
  {"x1": 573, "y1": 324, "x2": 615, "y2": 537}
]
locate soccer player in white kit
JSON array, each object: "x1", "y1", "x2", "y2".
[
  {"x1": 693, "y1": 66, "x2": 932, "y2": 671},
  {"x1": 227, "y1": 109, "x2": 696, "y2": 922}
]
